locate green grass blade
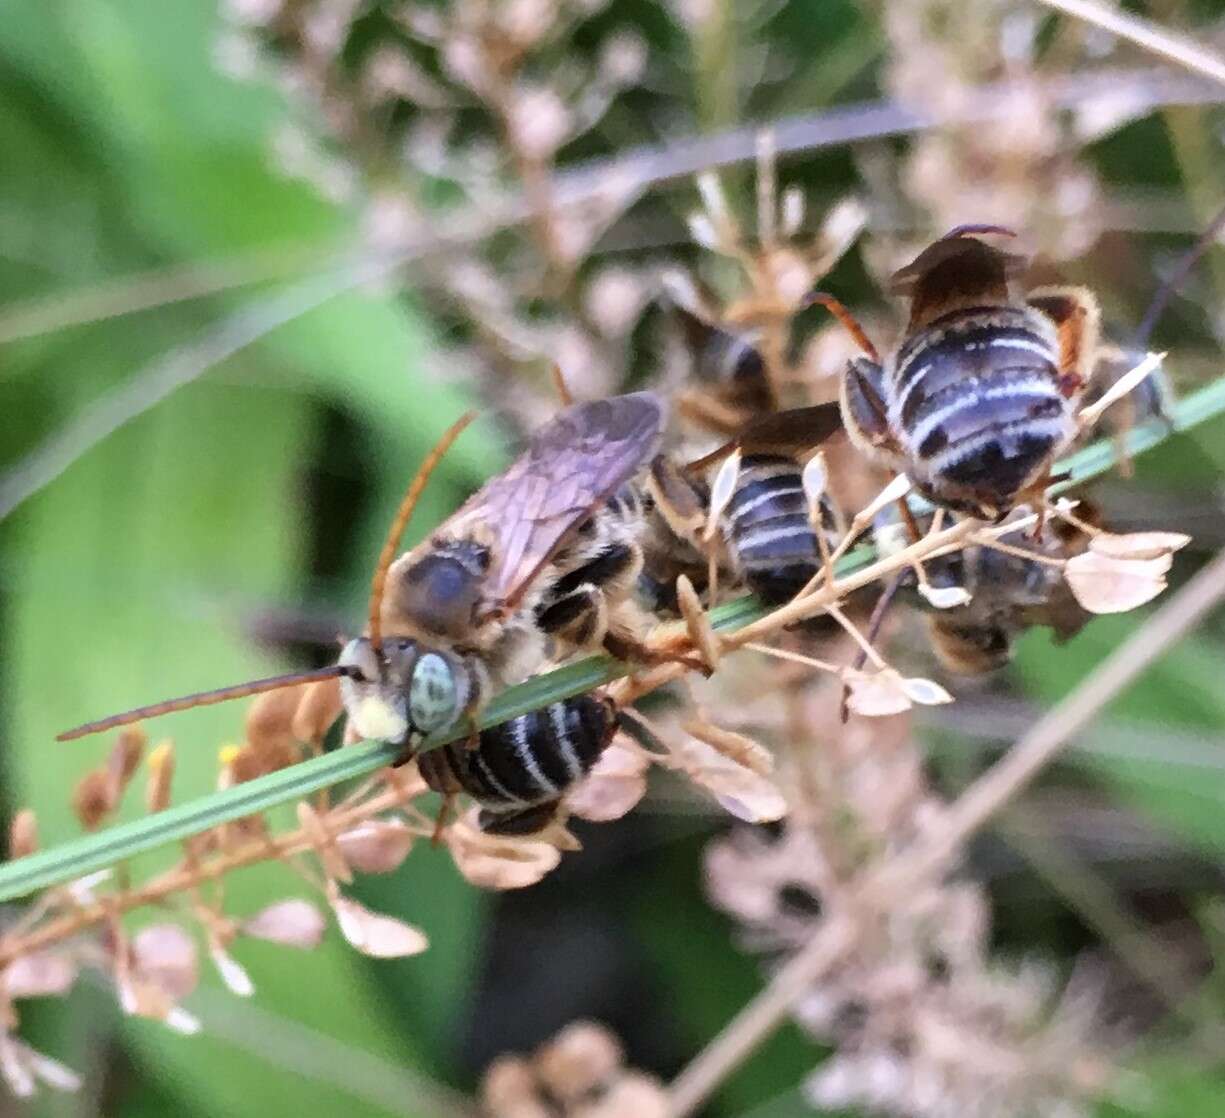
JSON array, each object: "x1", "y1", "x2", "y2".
[{"x1": 0, "y1": 373, "x2": 1220, "y2": 904}]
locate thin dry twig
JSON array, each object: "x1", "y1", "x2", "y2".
[
  {"x1": 1035, "y1": 0, "x2": 1225, "y2": 89},
  {"x1": 667, "y1": 545, "x2": 1225, "y2": 1118}
]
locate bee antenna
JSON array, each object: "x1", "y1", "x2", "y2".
[
  {"x1": 367, "y1": 411, "x2": 478, "y2": 654},
  {"x1": 1133, "y1": 198, "x2": 1225, "y2": 350},
  {"x1": 943, "y1": 223, "x2": 1017, "y2": 240},
  {"x1": 57, "y1": 665, "x2": 353, "y2": 743}
]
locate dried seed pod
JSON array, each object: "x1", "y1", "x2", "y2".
[
  {"x1": 130, "y1": 924, "x2": 199, "y2": 1002},
  {"x1": 445, "y1": 818, "x2": 562, "y2": 890},
  {"x1": 71, "y1": 770, "x2": 113, "y2": 832},
  {"x1": 241, "y1": 899, "x2": 327, "y2": 950},
  {"x1": 328, "y1": 888, "x2": 428, "y2": 959},
  {"x1": 7, "y1": 809, "x2": 38, "y2": 860},
  {"x1": 565, "y1": 738, "x2": 650, "y2": 823},
  {"x1": 145, "y1": 740, "x2": 175, "y2": 814},
  {"x1": 481, "y1": 1056, "x2": 551, "y2": 1118},
  {"x1": 245, "y1": 683, "x2": 307, "y2": 769},
  {"x1": 336, "y1": 819, "x2": 414, "y2": 875},
  {"x1": 291, "y1": 675, "x2": 344, "y2": 744},
  {"x1": 1, "y1": 952, "x2": 78, "y2": 1000},
  {"x1": 535, "y1": 1020, "x2": 623, "y2": 1102},
  {"x1": 106, "y1": 727, "x2": 146, "y2": 802}
]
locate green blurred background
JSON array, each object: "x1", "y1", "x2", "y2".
[{"x1": 2, "y1": 2, "x2": 1225, "y2": 1116}]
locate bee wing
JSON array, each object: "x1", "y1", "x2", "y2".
[
  {"x1": 447, "y1": 392, "x2": 665, "y2": 611},
  {"x1": 685, "y1": 403, "x2": 843, "y2": 473}
]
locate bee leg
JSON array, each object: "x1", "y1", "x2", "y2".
[
  {"x1": 478, "y1": 801, "x2": 559, "y2": 836},
  {"x1": 1027, "y1": 286, "x2": 1100, "y2": 399},
  {"x1": 604, "y1": 627, "x2": 711, "y2": 676},
  {"x1": 537, "y1": 584, "x2": 609, "y2": 650},
  {"x1": 431, "y1": 792, "x2": 457, "y2": 846},
  {"x1": 806, "y1": 292, "x2": 882, "y2": 362},
  {"x1": 840, "y1": 357, "x2": 903, "y2": 461}
]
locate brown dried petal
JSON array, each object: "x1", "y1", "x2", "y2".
[
  {"x1": 535, "y1": 1021, "x2": 623, "y2": 1102},
  {"x1": 841, "y1": 668, "x2": 912, "y2": 717},
  {"x1": 245, "y1": 684, "x2": 307, "y2": 764},
  {"x1": 336, "y1": 819, "x2": 414, "y2": 875},
  {"x1": 2, "y1": 952, "x2": 78, "y2": 999},
  {"x1": 1064, "y1": 551, "x2": 1172, "y2": 614},
  {"x1": 291, "y1": 675, "x2": 344, "y2": 744},
  {"x1": 107, "y1": 726, "x2": 147, "y2": 798},
  {"x1": 566, "y1": 738, "x2": 649, "y2": 823},
  {"x1": 481, "y1": 1055, "x2": 541, "y2": 1114},
  {"x1": 679, "y1": 739, "x2": 787, "y2": 823},
  {"x1": 330, "y1": 894, "x2": 429, "y2": 958},
  {"x1": 8, "y1": 808, "x2": 38, "y2": 860},
  {"x1": 130, "y1": 923, "x2": 199, "y2": 1001},
  {"x1": 446, "y1": 819, "x2": 561, "y2": 890},
  {"x1": 573, "y1": 1071, "x2": 670, "y2": 1118},
  {"x1": 1088, "y1": 531, "x2": 1191, "y2": 562},
  {"x1": 508, "y1": 84, "x2": 571, "y2": 161},
  {"x1": 225, "y1": 743, "x2": 271, "y2": 785},
  {"x1": 145, "y1": 740, "x2": 175, "y2": 814},
  {"x1": 72, "y1": 770, "x2": 113, "y2": 831},
  {"x1": 242, "y1": 899, "x2": 327, "y2": 949}
]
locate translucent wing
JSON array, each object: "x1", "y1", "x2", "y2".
[
  {"x1": 685, "y1": 402, "x2": 843, "y2": 473},
  {"x1": 445, "y1": 392, "x2": 665, "y2": 610}
]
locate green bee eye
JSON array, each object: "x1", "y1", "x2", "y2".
[{"x1": 409, "y1": 653, "x2": 459, "y2": 734}]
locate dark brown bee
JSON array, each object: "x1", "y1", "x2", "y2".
[
  {"x1": 59, "y1": 395, "x2": 666, "y2": 753},
  {"x1": 815, "y1": 224, "x2": 1100, "y2": 520},
  {"x1": 922, "y1": 516, "x2": 1094, "y2": 675},
  {"x1": 643, "y1": 404, "x2": 844, "y2": 608},
  {"x1": 663, "y1": 274, "x2": 778, "y2": 437},
  {"x1": 417, "y1": 691, "x2": 617, "y2": 834}
]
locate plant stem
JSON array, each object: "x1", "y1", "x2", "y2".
[
  {"x1": 666, "y1": 542, "x2": 1225, "y2": 1117},
  {"x1": 0, "y1": 376, "x2": 1221, "y2": 904}
]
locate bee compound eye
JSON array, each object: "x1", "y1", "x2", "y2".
[{"x1": 409, "y1": 653, "x2": 460, "y2": 734}]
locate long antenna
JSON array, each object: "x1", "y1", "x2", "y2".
[
  {"x1": 57, "y1": 665, "x2": 351, "y2": 742},
  {"x1": 1133, "y1": 199, "x2": 1225, "y2": 351},
  {"x1": 367, "y1": 411, "x2": 478, "y2": 653}
]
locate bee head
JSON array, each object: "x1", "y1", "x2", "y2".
[{"x1": 338, "y1": 637, "x2": 469, "y2": 744}]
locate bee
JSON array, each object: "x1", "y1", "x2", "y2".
[
  {"x1": 58, "y1": 394, "x2": 666, "y2": 756},
  {"x1": 922, "y1": 514, "x2": 1094, "y2": 675},
  {"x1": 815, "y1": 224, "x2": 1100, "y2": 520},
  {"x1": 1081, "y1": 341, "x2": 1174, "y2": 441},
  {"x1": 417, "y1": 690, "x2": 617, "y2": 834},
  {"x1": 643, "y1": 404, "x2": 845, "y2": 608},
  {"x1": 662, "y1": 272, "x2": 778, "y2": 437}
]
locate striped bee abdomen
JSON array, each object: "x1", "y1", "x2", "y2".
[
  {"x1": 417, "y1": 693, "x2": 616, "y2": 833},
  {"x1": 889, "y1": 306, "x2": 1076, "y2": 510},
  {"x1": 722, "y1": 455, "x2": 833, "y2": 605}
]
